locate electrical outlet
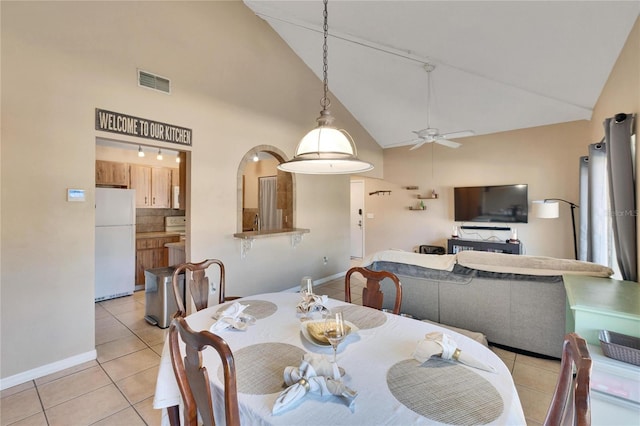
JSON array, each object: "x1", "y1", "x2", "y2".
[{"x1": 323, "y1": 256, "x2": 328, "y2": 265}]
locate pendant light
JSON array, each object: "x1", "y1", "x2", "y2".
[
  {"x1": 277, "y1": 0, "x2": 373, "y2": 175},
  {"x1": 156, "y1": 149, "x2": 163, "y2": 160},
  {"x1": 138, "y1": 146, "x2": 145, "y2": 157}
]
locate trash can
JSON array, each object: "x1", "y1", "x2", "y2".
[{"x1": 144, "y1": 266, "x2": 185, "y2": 329}]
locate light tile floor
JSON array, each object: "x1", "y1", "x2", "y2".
[{"x1": 1, "y1": 271, "x2": 559, "y2": 425}]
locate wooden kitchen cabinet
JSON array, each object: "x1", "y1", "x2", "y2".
[
  {"x1": 151, "y1": 167, "x2": 172, "y2": 208},
  {"x1": 129, "y1": 165, "x2": 172, "y2": 208},
  {"x1": 95, "y1": 160, "x2": 129, "y2": 187},
  {"x1": 130, "y1": 164, "x2": 151, "y2": 207},
  {"x1": 135, "y1": 235, "x2": 180, "y2": 286}
]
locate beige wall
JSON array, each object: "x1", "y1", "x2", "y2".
[
  {"x1": 365, "y1": 120, "x2": 590, "y2": 258},
  {"x1": 359, "y1": 15, "x2": 639, "y2": 261},
  {"x1": 0, "y1": 1, "x2": 382, "y2": 383}
]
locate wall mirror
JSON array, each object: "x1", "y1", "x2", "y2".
[{"x1": 237, "y1": 145, "x2": 294, "y2": 233}]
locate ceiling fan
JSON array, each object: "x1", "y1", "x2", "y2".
[{"x1": 406, "y1": 63, "x2": 474, "y2": 150}]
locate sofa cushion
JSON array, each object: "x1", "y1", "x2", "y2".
[
  {"x1": 363, "y1": 249, "x2": 457, "y2": 271},
  {"x1": 457, "y1": 250, "x2": 613, "y2": 277},
  {"x1": 452, "y1": 264, "x2": 563, "y2": 283}
]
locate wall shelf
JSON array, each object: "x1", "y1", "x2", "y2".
[
  {"x1": 417, "y1": 195, "x2": 438, "y2": 200},
  {"x1": 408, "y1": 206, "x2": 427, "y2": 211}
]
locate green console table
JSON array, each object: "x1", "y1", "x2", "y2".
[{"x1": 564, "y1": 274, "x2": 640, "y2": 345}]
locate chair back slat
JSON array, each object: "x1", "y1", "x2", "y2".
[
  {"x1": 345, "y1": 267, "x2": 403, "y2": 315},
  {"x1": 189, "y1": 269, "x2": 210, "y2": 312},
  {"x1": 169, "y1": 317, "x2": 240, "y2": 426},
  {"x1": 172, "y1": 259, "x2": 228, "y2": 317}
]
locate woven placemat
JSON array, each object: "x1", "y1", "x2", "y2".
[
  {"x1": 215, "y1": 300, "x2": 278, "y2": 320},
  {"x1": 217, "y1": 343, "x2": 305, "y2": 395},
  {"x1": 332, "y1": 305, "x2": 387, "y2": 329},
  {"x1": 387, "y1": 358, "x2": 503, "y2": 425}
]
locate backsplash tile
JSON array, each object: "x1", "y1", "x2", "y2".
[{"x1": 136, "y1": 209, "x2": 185, "y2": 233}]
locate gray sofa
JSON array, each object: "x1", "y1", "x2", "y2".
[{"x1": 363, "y1": 250, "x2": 613, "y2": 358}]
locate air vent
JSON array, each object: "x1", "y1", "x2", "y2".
[{"x1": 138, "y1": 70, "x2": 171, "y2": 94}]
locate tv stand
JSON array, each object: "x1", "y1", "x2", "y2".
[{"x1": 447, "y1": 238, "x2": 522, "y2": 255}]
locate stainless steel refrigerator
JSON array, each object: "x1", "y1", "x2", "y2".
[{"x1": 95, "y1": 188, "x2": 136, "y2": 301}]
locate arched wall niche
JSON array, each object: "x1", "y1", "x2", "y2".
[{"x1": 237, "y1": 145, "x2": 295, "y2": 233}]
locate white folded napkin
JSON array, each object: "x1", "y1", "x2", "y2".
[
  {"x1": 210, "y1": 302, "x2": 255, "y2": 332},
  {"x1": 296, "y1": 293, "x2": 329, "y2": 314},
  {"x1": 413, "y1": 331, "x2": 496, "y2": 373},
  {"x1": 272, "y1": 354, "x2": 358, "y2": 415}
]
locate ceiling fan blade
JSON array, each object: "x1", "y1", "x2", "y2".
[
  {"x1": 435, "y1": 138, "x2": 462, "y2": 148},
  {"x1": 409, "y1": 140, "x2": 428, "y2": 151},
  {"x1": 385, "y1": 138, "x2": 422, "y2": 148},
  {"x1": 440, "y1": 130, "x2": 475, "y2": 139}
]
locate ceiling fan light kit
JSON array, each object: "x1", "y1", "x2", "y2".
[
  {"x1": 278, "y1": 0, "x2": 373, "y2": 175},
  {"x1": 407, "y1": 63, "x2": 474, "y2": 151}
]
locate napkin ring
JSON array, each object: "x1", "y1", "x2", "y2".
[
  {"x1": 452, "y1": 348, "x2": 461, "y2": 361},
  {"x1": 297, "y1": 378, "x2": 310, "y2": 392}
]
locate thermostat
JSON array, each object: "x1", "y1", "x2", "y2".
[{"x1": 67, "y1": 188, "x2": 86, "y2": 202}]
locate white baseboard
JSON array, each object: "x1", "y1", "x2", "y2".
[
  {"x1": 283, "y1": 270, "x2": 348, "y2": 293},
  {"x1": 0, "y1": 350, "x2": 97, "y2": 391},
  {"x1": 314, "y1": 271, "x2": 347, "y2": 285}
]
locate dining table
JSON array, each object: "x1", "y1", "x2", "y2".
[{"x1": 153, "y1": 291, "x2": 526, "y2": 425}]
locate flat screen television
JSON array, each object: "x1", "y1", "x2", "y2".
[{"x1": 454, "y1": 184, "x2": 528, "y2": 223}]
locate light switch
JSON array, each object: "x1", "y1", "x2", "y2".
[{"x1": 366, "y1": 213, "x2": 374, "y2": 219}]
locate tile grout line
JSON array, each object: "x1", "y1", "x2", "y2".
[
  {"x1": 31, "y1": 379, "x2": 49, "y2": 425},
  {"x1": 95, "y1": 301, "x2": 152, "y2": 425}
]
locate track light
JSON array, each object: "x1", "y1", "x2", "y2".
[
  {"x1": 253, "y1": 153, "x2": 259, "y2": 162},
  {"x1": 138, "y1": 146, "x2": 145, "y2": 157}
]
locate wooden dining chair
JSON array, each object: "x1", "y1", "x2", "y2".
[
  {"x1": 172, "y1": 259, "x2": 240, "y2": 317},
  {"x1": 543, "y1": 332, "x2": 592, "y2": 426},
  {"x1": 168, "y1": 317, "x2": 240, "y2": 426},
  {"x1": 345, "y1": 267, "x2": 403, "y2": 315}
]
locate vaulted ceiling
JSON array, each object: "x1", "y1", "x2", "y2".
[{"x1": 244, "y1": 1, "x2": 639, "y2": 149}]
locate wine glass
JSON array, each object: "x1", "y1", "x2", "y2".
[
  {"x1": 323, "y1": 311, "x2": 346, "y2": 363},
  {"x1": 300, "y1": 276, "x2": 313, "y2": 296}
]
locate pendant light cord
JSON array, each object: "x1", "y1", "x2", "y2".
[
  {"x1": 425, "y1": 63, "x2": 435, "y2": 129},
  {"x1": 320, "y1": 0, "x2": 330, "y2": 111}
]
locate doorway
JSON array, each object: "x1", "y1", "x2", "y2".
[
  {"x1": 95, "y1": 138, "x2": 189, "y2": 293},
  {"x1": 350, "y1": 180, "x2": 365, "y2": 259}
]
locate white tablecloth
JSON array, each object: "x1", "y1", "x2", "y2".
[{"x1": 153, "y1": 292, "x2": 526, "y2": 425}]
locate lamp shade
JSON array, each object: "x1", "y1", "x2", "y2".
[
  {"x1": 532, "y1": 200, "x2": 560, "y2": 218},
  {"x1": 278, "y1": 123, "x2": 373, "y2": 175}
]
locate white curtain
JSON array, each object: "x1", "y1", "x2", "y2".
[
  {"x1": 578, "y1": 156, "x2": 589, "y2": 261},
  {"x1": 259, "y1": 176, "x2": 280, "y2": 231},
  {"x1": 579, "y1": 143, "x2": 611, "y2": 266},
  {"x1": 579, "y1": 136, "x2": 630, "y2": 279}
]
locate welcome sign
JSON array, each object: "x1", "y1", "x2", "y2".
[{"x1": 95, "y1": 108, "x2": 192, "y2": 146}]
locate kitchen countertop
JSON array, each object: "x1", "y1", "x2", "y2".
[{"x1": 136, "y1": 231, "x2": 182, "y2": 239}]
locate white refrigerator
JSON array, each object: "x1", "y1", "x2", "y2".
[{"x1": 95, "y1": 188, "x2": 136, "y2": 301}]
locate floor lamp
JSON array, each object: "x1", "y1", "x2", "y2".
[{"x1": 532, "y1": 199, "x2": 579, "y2": 259}]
